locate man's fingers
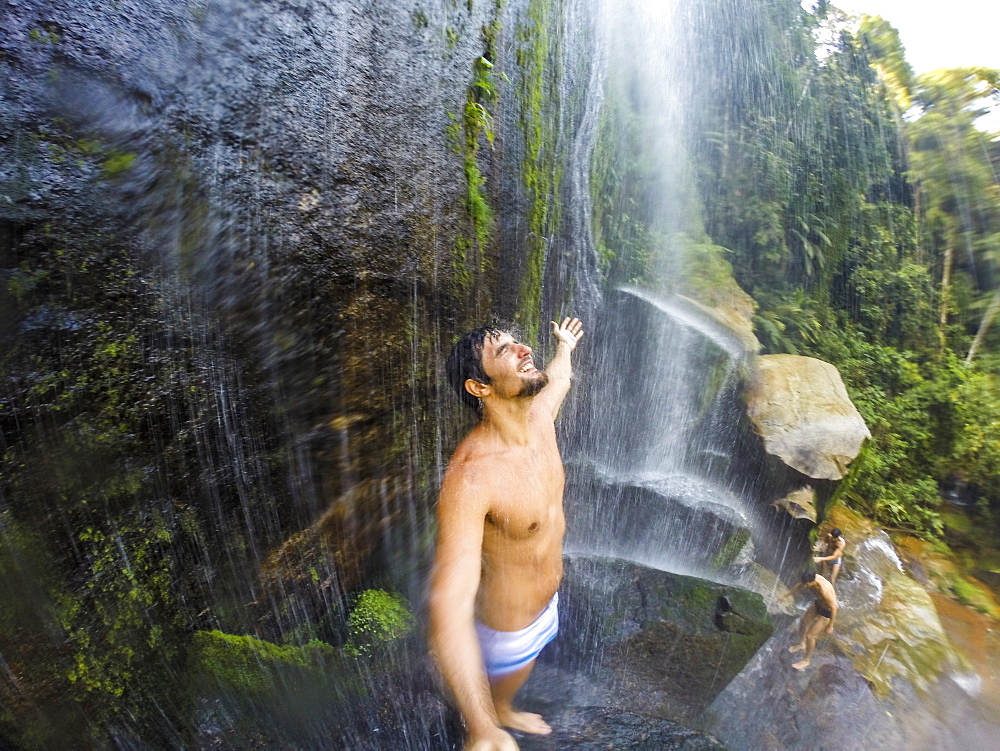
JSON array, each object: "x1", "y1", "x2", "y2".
[{"x1": 552, "y1": 317, "x2": 584, "y2": 334}]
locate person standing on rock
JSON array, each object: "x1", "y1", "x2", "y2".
[
  {"x1": 428, "y1": 317, "x2": 585, "y2": 751},
  {"x1": 781, "y1": 571, "x2": 838, "y2": 670},
  {"x1": 813, "y1": 527, "x2": 846, "y2": 587}
]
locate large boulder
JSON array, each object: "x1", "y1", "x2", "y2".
[
  {"x1": 526, "y1": 555, "x2": 773, "y2": 725},
  {"x1": 745, "y1": 354, "x2": 870, "y2": 480},
  {"x1": 565, "y1": 467, "x2": 753, "y2": 576},
  {"x1": 705, "y1": 506, "x2": 1000, "y2": 750},
  {"x1": 819, "y1": 507, "x2": 957, "y2": 696}
]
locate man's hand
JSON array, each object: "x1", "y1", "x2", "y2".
[
  {"x1": 466, "y1": 725, "x2": 519, "y2": 751},
  {"x1": 824, "y1": 623, "x2": 834, "y2": 636},
  {"x1": 537, "y1": 316, "x2": 584, "y2": 419},
  {"x1": 550, "y1": 317, "x2": 584, "y2": 351}
]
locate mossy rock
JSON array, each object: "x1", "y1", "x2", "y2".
[
  {"x1": 188, "y1": 630, "x2": 339, "y2": 697},
  {"x1": 549, "y1": 555, "x2": 773, "y2": 723},
  {"x1": 345, "y1": 588, "x2": 416, "y2": 656},
  {"x1": 822, "y1": 508, "x2": 960, "y2": 696},
  {"x1": 950, "y1": 575, "x2": 1000, "y2": 617}
]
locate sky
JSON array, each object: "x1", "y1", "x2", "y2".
[
  {"x1": 831, "y1": 0, "x2": 1000, "y2": 132},
  {"x1": 832, "y1": 0, "x2": 999, "y2": 74}
]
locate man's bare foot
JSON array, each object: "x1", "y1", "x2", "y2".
[
  {"x1": 497, "y1": 709, "x2": 552, "y2": 735},
  {"x1": 792, "y1": 659, "x2": 810, "y2": 670},
  {"x1": 788, "y1": 644, "x2": 804, "y2": 653}
]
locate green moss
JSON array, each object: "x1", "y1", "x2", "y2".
[
  {"x1": 711, "y1": 528, "x2": 751, "y2": 570},
  {"x1": 678, "y1": 582, "x2": 715, "y2": 612},
  {"x1": 58, "y1": 521, "x2": 181, "y2": 704},
  {"x1": 102, "y1": 151, "x2": 137, "y2": 178},
  {"x1": 29, "y1": 27, "x2": 60, "y2": 44},
  {"x1": 482, "y1": 19, "x2": 502, "y2": 60},
  {"x1": 514, "y1": 0, "x2": 562, "y2": 334},
  {"x1": 464, "y1": 156, "x2": 493, "y2": 251},
  {"x1": 451, "y1": 15, "x2": 507, "y2": 297},
  {"x1": 190, "y1": 630, "x2": 336, "y2": 695},
  {"x1": 951, "y1": 576, "x2": 1000, "y2": 617},
  {"x1": 345, "y1": 589, "x2": 415, "y2": 657},
  {"x1": 452, "y1": 233, "x2": 474, "y2": 294}
]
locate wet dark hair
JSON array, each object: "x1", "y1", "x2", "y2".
[
  {"x1": 446, "y1": 326, "x2": 505, "y2": 411},
  {"x1": 800, "y1": 571, "x2": 817, "y2": 584},
  {"x1": 830, "y1": 528, "x2": 842, "y2": 538}
]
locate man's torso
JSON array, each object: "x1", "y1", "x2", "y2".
[
  {"x1": 812, "y1": 576, "x2": 837, "y2": 613},
  {"x1": 454, "y1": 415, "x2": 566, "y2": 631}
]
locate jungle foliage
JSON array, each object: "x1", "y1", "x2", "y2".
[{"x1": 592, "y1": 0, "x2": 1000, "y2": 542}]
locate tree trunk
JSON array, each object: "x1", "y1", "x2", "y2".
[
  {"x1": 939, "y1": 240, "x2": 953, "y2": 351},
  {"x1": 966, "y1": 287, "x2": 1000, "y2": 365}
]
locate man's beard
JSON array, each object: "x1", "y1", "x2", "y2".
[{"x1": 516, "y1": 371, "x2": 549, "y2": 398}]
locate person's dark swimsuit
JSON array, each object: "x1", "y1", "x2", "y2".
[{"x1": 815, "y1": 600, "x2": 833, "y2": 619}]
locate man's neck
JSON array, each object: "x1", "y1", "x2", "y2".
[{"x1": 478, "y1": 398, "x2": 533, "y2": 446}]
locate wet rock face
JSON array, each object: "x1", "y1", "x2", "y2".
[
  {"x1": 1, "y1": 2, "x2": 531, "y2": 740},
  {"x1": 529, "y1": 555, "x2": 774, "y2": 725},
  {"x1": 708, "y1": 620, "x2": 1000, "y2": 751},
  {"x1": 0, "y1": 0, "x2": 507, "y2": 607},
  {"x1": 2, "y1": 1, "x2": 507, "y2": 426},
  {"x1": 745, "y1": 354, "x2": 871, "y2": 480},
  {"x1": 707, "y1": 505, "x2": 1000, "y2": 750}
]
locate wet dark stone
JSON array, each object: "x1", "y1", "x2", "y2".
[
  {"x1": 525, "y1": 555, "x2": 773, "y2": 726},
  {"x1": 517, "y1": 706, "x2": 725, "y2": 750},
  {"x1": 705, "y1": 619, "x2": 1000, "y2": 751}
]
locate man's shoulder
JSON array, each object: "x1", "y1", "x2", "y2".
[
  {"x1": 438, "y1": 450, "x2": 496, "y2": 517},
  {"x1": 443, "y1": 438, "x2": 497, "y2": 487}
]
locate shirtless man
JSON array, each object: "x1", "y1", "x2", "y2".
[
  {"x1": 429, "y1": 317, "x2": 584, "y2": 751},
  {"x1": 813, "y1": 527, "x2": 846, "y2": 587},
  {"x1": 781, "y1": 571, "x2": 838, "y2": 670}
]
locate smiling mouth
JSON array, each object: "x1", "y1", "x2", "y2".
[{"x1": 518, "y1": 361, "x2": 535, "y2": 373}]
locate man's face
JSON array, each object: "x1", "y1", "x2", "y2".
[{"x1": 480, "y1": 332, "x2": 548, "y2": 398}]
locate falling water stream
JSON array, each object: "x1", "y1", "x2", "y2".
[{"x1": 2, "y1": 0, "x2": 998, "y2": 748}]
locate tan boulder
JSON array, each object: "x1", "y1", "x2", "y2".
[
  {"x1": 772, "y1": 485, "x2": 818, "y2": 521},
  {"x1": 746, "y1": 354, "x2": 870, "y2": 480},
  {"x1": 824, "y1": 507, "x2": 960, "y2": 696}
]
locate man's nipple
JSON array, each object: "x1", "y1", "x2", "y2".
[{"x1": 529, "y1": 521, "x2": 539, "y2": 532}]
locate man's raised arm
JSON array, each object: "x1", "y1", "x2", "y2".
[
  {"x1": 428, "y1": 471, "x2": 517, "y2": 750},
  {"x1": 536, "y1": 317, "x2": 584, "y2": 420},
  {"x1": 814, "y1": 537, "x2": 845, "y2": 564}
]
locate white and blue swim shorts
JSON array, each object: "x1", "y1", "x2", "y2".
[{"x1": 475, "y1": 592, "x2": 559, "y2": 679}]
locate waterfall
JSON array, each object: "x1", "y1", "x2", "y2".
[
  {"x1": 4, "y1": 0, "x2": 996, "y2": 748},
  {"x1": 564, "y1": 285, "x2": 758, "y2": 581},
  {"x1": 558, "y1": 0, "x2": 763, "y2": 583}
]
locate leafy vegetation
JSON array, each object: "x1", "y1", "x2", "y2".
[{"x1": 591, "y1": 0, "x2": 1000, "y2": 543}]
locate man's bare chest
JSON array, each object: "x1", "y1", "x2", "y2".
[
  {"x1": 485, "y1": 489, "x2": 563, "y2": 540},
  {"x1": 480, "y1": 452, "x2": 564, "y2": 541}
]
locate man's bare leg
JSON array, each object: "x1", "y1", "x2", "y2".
[
  {"x1": 789, "y1": 604, "x2": 816, "y2": 653},
  {"x1": 792, "y1": 617, "x2": 828, "y2": 670},
  {"x1": 829, "y1": 563, "x2": 841, "y2": 587},
  {"x1": 490, "y1": 661, "x2": 551, "y2": 735}
]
